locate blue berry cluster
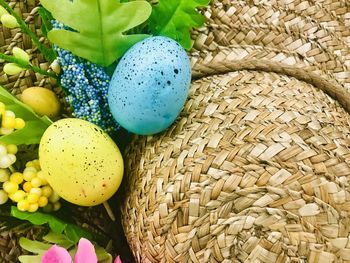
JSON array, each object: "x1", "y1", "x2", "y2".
[{"x1": 52, "y1": 22, "x2": 119, "y2": 135}]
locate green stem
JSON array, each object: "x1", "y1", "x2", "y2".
[
  {"x1": 0, "y1": 52, "x2": 57, "y2": 79},
  {"x1": 103, "y1": 201, "x2": 115, "y2": 221},
  {"x1": 8, "y1": 165, "x2": 15, "y2": 173},
  {"x1": 0, "y1": 0, "x2": 56, "y2": 62}
]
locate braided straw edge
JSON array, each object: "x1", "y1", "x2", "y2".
[{"x1": 192, "y1": 59, "x2": 350, "y2": 114}]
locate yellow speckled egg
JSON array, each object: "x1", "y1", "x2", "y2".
[{"x1": 39, "y1": 118, "x2": 123, "y2": 206}]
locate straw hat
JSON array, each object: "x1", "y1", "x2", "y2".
[{"x1": 121, "y1": 0, "x2": 350, "y2": 262}]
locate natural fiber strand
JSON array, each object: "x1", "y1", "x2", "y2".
[
  {"x1": 192, "y1": 59, "x2": 350, "y2": 113},
  {"x1": 192, "y1": 0, "x2": 349, "y2": 90}
]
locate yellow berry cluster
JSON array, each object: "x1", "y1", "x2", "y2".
[
  {"x1": 0, "y1": 102, "x2": 25, "y2": 135},
  {"x1": 0, "y1": 159, "x2": 61, "y2": 213}
]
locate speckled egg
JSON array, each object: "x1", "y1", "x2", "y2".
[
  {"x1": 108, "y1": 36, "x2": 191, "y2": 135},
  {"x1": 39, "y1": 118, "x2": 124, "y2": 206}
]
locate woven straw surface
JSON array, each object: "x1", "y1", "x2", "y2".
[
  {"x1": 121, "y1": 0, "x2": 350, "y2": 262},
  {"x1": 0, "y1": 225, "x2": 47, "y2": 263},
  {"x1": 191, "y1": 0, "x2": 349, "y2": 91}
]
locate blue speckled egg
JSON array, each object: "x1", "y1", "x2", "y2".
[{"x1": 108, "y1": 36, "x2": 191, "y2": 135}]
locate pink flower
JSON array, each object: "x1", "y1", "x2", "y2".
[
  {"x1": 41, "y1": 245, "x2": 72, "y2": 263},
  {"x1": 42, "y1": 238, "x2": 121, "y2": 263}
]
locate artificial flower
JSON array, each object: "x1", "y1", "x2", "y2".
[{"x1": 42, "y1": 238, "x2": 121, "y2": 263}]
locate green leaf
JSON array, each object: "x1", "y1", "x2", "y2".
[
  {"x1": 0, "y1": 120, "x2": 51, "y2": 145},
  {"x1": 19, "y1": 237, "x2": 51, "y2": 254},
  {"x1": 37, "y1": 7, "x2": 57, "y2": 61},
  {"x1": 38, "y1": 7, "x2": 53, "y2": 38},
  {"x1": 11, "y1": 207, "x2": 67, "y2": 233},
  {"x1": 69, "y1": 246, "x2": 113, "y2": 263},
  {"x1": 0, "y1": 86, "x2": 52, "y2": 145},
  {"x1": 18, "y1": 255, "x2": 42, "y2": 263},
  {"x1": 43, "y1": 231, "x2": 74, "y2": 249},
  {"x1": 40, "y1": 0, "x2": 152, "y2": 66},
  {"x1": 149, "y1": 0, "x2": 210, "y2": 50},
  {"x1": 11, "y1": 207, "x2": 93, "y2": 243},
  {"x1": 64, "y1": 224, "x2": 91, "y2": 244},
  {"x1": 95, "y1": 247, "x2": 113, "y2": 263}
]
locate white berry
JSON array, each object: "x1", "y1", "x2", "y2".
[
  {"x1": 0, "y1": 155, "x2": 12, "y2": 168},
  {"x1": 8, "y1": 154, "x2": 16, "y2": 164},
  {"x1": 0, "y1": 169, "x2": 10, "y2": 182},
  {"x1": 0, "y1": 145, "x2": 7, "y2": 157},
  {"x1": 0, "y1": 190, "x2": 8, "y2": 205}
]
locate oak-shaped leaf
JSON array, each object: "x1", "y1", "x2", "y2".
[{"x1": 40, "y1": 0, "x2": 152, "y2": 66}]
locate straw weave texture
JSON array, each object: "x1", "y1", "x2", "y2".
[{"x1": 121, "y1": 0, "x2": 350, "y2": 262}]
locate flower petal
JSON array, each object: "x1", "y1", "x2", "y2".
[
  {"x1": 114, "y1": 256, "x2": 122, "y2": 263},
  {"x1": 74, "y1": 238, "x2": 97, "y2": 263},
  {"x1": 42, "y1": 245, "x2": 72, "y2": 263}
]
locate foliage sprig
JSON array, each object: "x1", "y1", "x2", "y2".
[{"x1": 0, "y1": 0, "x2": 56, "y2": 62}]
